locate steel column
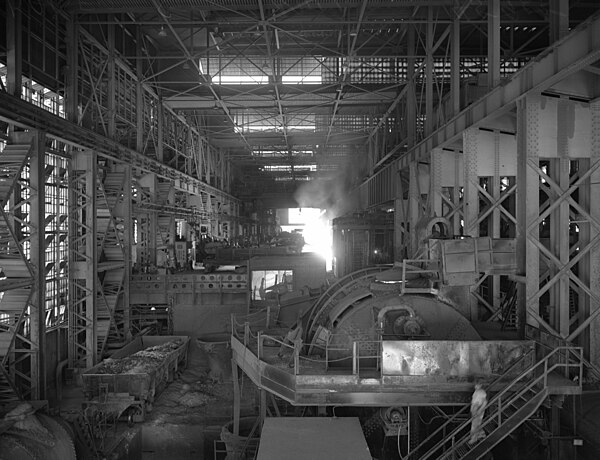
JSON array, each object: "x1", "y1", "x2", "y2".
[
  {"x1": 590, "y1": 101, "x2": 600, "y2": 365},
  {"x1": 451, "y1": 7, "x2": 460, "y2": 116},
  {"x1": 487, "y1": 0, "x2": 501, "y2": 88},
  {"x1": 550, "y1": 0, "x2": 569, "y2": 43},
  {"x1": 425, "y1": 8, "x2": 434, "y2": 136},
  {"x1": 6, "y1": 0, "x2": 22, "y2": 97},
  {"x1": 69, "y1": 149, "x2": 98, "y2": 369},
  {"x1": 463, "y1": 127, "x2": 480, "y2": 319},
  {"x1": 408, "y1": 162, "x2": 420, "y2": 257},
  {"x1": 517, "y1": 94, "x2": 543, "y2": 331},
  {"x1": 28, "y1": 132, "x2": 47, "y2": 400}
]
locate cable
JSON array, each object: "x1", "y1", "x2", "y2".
[{"x1": 397, "y1": 421, "x2": 406, "y2": 460}]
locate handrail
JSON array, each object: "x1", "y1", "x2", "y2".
[
  {"x1": 406, "y1": 346, "x2": 536, "y2": 459},
  {"x1": 414, "y1": 345, "x2": 583, "y2": 460},
  {"x1": 349, "y1": 340, "x2": 382, "y2": 376},
  {"x1": 443, "y1": 346, "x2": 582, "y2": 460},
  {"x1": 526, "y1": 324, "x2": 600, "y2": 383}
]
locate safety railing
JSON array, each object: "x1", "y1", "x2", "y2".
[
  {"x1": 411, "y1": 345, "x2": 583, "y2": 460},
  {"x1": 405, "y1": 346, "x2": 535, "y2": 459},
  {"x1": 232, "y1": 314, "x2": 384, "y2": 376},
  {"x1": 526, "y1": 323, "x2": 600, "y2": 383},
  {"x1": 352, "y1": 340, "x2": 382, "y2": 376}
]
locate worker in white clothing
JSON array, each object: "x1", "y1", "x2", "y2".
[{"x1": 469, "y1": 383, "x2": 487, "y2": 444}]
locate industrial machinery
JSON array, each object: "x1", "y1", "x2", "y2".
[
  {"x1": 229, "y1": 224, "x2": 585, "y2": 460},
  {"x1": 0, "y1": 403, "x2": 76, "y2": 460}
]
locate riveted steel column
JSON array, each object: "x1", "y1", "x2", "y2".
[
  {"x1": 517, "y1": 95, "x2": 541, "y2": 330},
  {"x1": 489, "y1": 131, "x2": 502, "y2": 310},
  {"x1": 107, "y1": 24, "x2": 116, "y2": 138},
  {"x1": 29, "y1": 132, "x2": 46, "y2": 400},
  {"x1": 122, "y1": 165, "x2": 132, "y2": 342},
  {"x1": 394, "y1": 168, "x2": 405, "y2": 261},
  {"x1": 463, "y1": 127, "x2": 480, "y2": 319},
  {"x1": 425, "y1": 7, "x2": 434, "y2": 136},
  {"x1": 451, "y1": 6, "x2": 461, "y2": 116},
  {"x1": 136, "y1": 26, "x2": 144, "y2": 152},
  {"x1": 406, "y1": 25, "x2": 416, "y2": 149},
  {"x1": 487, "y1": 0, "x2": 501, "y2": 88},
  {"x1": 69, "y1": 149, "x2": 98, "y2": 369},
  {"x1": 430, "y1": 148, "x2": 443, "y2": 217},
  {"x1": 6, "y1": 0, "x2": 22, "y2": 97},
  {"x1": 408, "y1": 162, "x2": 420, "y2": 257},
  {"x1": 553, "y1": 99, "x2": 571, "y2": 337},
  {"x1": 590, "y1": 101, "x2": 600, "y2": 365},
  {"x1": 550, "y1": 0, "x2": 569, "y2": 44},
  {"x1": 65, "y1": 17, "x2": 79, "y2": 125}
]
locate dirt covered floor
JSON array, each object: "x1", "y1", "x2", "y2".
[{"x1": 144, "y1": 338, "x2": 255, "y2": 426}]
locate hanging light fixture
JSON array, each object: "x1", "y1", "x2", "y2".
[{"x1": 158, "y1": 25, "x2": 167, "y2": 37}]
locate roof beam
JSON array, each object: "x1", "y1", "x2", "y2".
[{"x1": 359, "y1": 11, "x2": 600, "y2": 198}]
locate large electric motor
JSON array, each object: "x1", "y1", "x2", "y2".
[{"x1": 305, "y1": 267, "x2": 480, "y2": 366}]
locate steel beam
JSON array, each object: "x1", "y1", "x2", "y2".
[
  {"x1": 358, "y1": 11, "x2": 600, "y2": 206},
  {"x1": 0, "y1": 91, "x2": 239, "y2": 207}
]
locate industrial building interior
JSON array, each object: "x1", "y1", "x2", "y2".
[{"x1": 2, "y1": 0, "x2": 600, "y2": 459}]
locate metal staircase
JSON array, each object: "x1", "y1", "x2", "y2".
[
  {"x1": 499, "y1": 282, "x2": 518, "y2": 331},
  {"x1": 408, "y1": 346, "x2": 583, "y2": 460},
  {"x1": 96, "y1": 170, "x2": 127, "y2": 358},
  {"x1": 0, "y1": 135, "x2": 35, "y2": 402}
]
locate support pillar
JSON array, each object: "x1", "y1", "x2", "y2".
[
  {"x1": 463, "y1": 127, "x2": 480, "y2": 319},
  {"x1": 232, "y1": 361, "x2": 240, "y2": 435},
  {"x1": 260, "y1": 389, "x2": 267, "y2": 425},
  {"x1": 406, "y1": 25, "x2": 416, "y2": 148},
  {"x1": 6, "y1": 0, "x2": 22, "y2": 97},
  {"x1": 408, "y1": 162, "x2": 420, "y2": 257},
  {"x1": 487, "y1": 0, "x2": 501, "y2": 88},
  {"x1": 430, "y1": 148, "x2": 443, "y2": 217},
  {"x1": 394, "y1": 169, "x2": 407, "y2": 261},
  {"x1": 516, "y1": 95, "x2": 542, "y2": 330},
  {"x1": 69, "y1": 149, "x2": 98, "y2": 369},
  {"x1": 589, "y1": 101, "x2": 600, "y2": 365},
  {"x1": 550, "y1": 0, "x2": 569, "y2": 43},
  {"x1": 451, "y1": 7, "x2": 461, "y2": 115},
  {"x1": 65, "y1": 17, "x2": 79, "y2": 125},
  {"x1": 29, "y1": 132, "x2": 46, "y2": 400},
  {"x1": 136, "y1": 26, "x2": 145, "y2": 152},
  {"x1": 425, "y1": 7, "x2": 434, "y2": 136}
]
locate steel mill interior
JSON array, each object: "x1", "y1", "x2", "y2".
[{"x1": 2, "y1": 1, "x2": 600, "y2": 459}]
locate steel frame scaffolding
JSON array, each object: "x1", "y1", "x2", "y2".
[{"x1": 0, "y1": 0, "x2": 600, "y2": 404}]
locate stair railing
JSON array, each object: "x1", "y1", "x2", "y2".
[
  {"x1": 418, "y1": 345, "x2": 583, "y2": 460},
  {"x1": 406, "y1": 347, "x2": 536, "y2": 460}
]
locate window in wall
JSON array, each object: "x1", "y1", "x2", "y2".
[{"x1": 251, "y1": 270, "x2": 294, "y2": 300}]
